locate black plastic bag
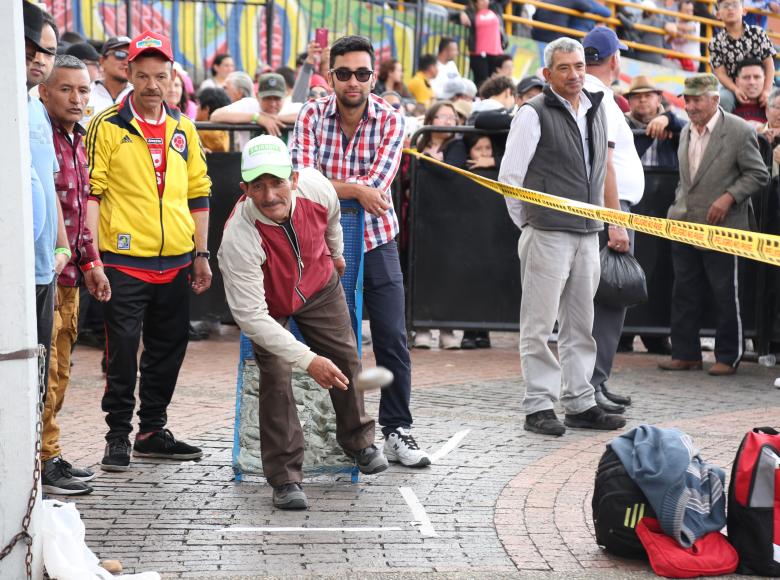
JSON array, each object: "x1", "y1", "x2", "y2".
[{"x1": 595, "y1": 247, "x2": 648, "y2": 308}]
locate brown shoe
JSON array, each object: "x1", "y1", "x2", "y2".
[
  {"x1": 708, "y1": 362, "x2": 737, "y2": 376},
  {"x1": 658, "y1": 359, "x2": 703, "y2": 371}
]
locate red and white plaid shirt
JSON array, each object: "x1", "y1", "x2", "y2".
[{"x1": 290, "y1": 93, "x2": 404, "y2": 252}]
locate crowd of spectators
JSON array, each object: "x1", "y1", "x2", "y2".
[{"x1": 20, "y1": 0, "x2": 780, "y2": 496}]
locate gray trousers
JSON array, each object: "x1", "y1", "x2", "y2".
[
  {"x1": 591, "y1": 201, "x2": 635, "y2": 389},
  {"x1": 519, "y1": 227, "x2": 600, "y2": 415}
]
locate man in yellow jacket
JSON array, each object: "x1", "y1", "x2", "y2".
[{"x1": 86, "y1": 30, "x2": 212, "y2": 472}]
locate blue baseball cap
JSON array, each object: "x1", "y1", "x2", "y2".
[{"x1": 583, "y1": 27, "x2": 628, "y2": 63}]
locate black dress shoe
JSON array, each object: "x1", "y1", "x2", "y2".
[
  {"x1": 595, "y1": 386, "x2": 625, "y2": 414},
  {"x1": 641, "y1": 335, "x2": 672, "y2": 355},
  {"x1": 601, "y1": 383, "x2": 632, "y2": 406}
]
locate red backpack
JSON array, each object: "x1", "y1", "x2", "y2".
[{"x1": 727, "y1": 427, "x2": 780, "y2": 576}]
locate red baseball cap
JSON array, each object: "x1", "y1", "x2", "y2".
[{"x1": 128, "y1": 30, "x2": 173, "y2": 62}]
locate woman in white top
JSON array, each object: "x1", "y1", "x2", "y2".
[{"x1": 200, "y1": 53, "x2": 235, "y2": 90}]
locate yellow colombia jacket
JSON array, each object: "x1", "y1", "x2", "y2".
[{"x1": 86, "y1": 95, "x2": 211, "y2": 271}]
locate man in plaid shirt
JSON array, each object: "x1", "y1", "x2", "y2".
[{"x1": 291, "y1": 35, "x2": 430, "y2": 467}]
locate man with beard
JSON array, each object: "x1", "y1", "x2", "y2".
[
  {"x1": 291, "y1": 35, "x2": 431, "y2": 467},
  {"x1": 86, "y1": 31, "x2": 212, "y2": 472},
  {"x1": 82, "y1": 36, "x2": 132, "y2": 125}
]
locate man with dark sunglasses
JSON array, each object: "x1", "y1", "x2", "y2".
[
  {"x1": 82, "y1": 36, "x2": 132, "y2": 125},
  {"x1": 291, "y1": 35, "x2": 431, "y2": 468}
]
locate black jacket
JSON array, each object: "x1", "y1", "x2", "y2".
[{"x1": 626, "y1": 110, "x2": 685, "y2": 169}]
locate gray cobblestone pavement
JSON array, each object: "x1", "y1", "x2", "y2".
[{"x1": 54, "y1": 332, "x2": 780, "y2": 578}]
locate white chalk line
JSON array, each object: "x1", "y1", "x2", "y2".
[
  {"x1": 399, "y1": 486, "x2": 437, "y2": 537},
  {"x1": 220, "y1": 526, "x2": 402, "y2": 533},
  {"x1": 429, "y1": 428, "x2": 470, "y2": 463}
]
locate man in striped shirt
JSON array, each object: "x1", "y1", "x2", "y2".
[{"x1": 291, "y1": 35, "x2": 430, "y2": 468}]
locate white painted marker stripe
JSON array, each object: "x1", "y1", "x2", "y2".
[
  {"x1": 429, "y1": 429, "x2": 470, "y2": 463},
  {"x1": 220, "y1": 526, "x2": 402, "y2": 533},
  {"x1": 399, "y1": 486, "x2": 437, "y2": 537}
]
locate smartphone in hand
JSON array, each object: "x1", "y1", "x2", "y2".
[{"x1": 315, "y1": 27, "x2": 328, "y2": 48}]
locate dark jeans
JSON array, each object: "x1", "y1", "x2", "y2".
[
  {"x1": 670, "y1": 242, "x2": 743, "y2": 366},
  {"x1": 470, "y1": 54, "x2": 506, "y2": 88},
  {"x1": 36, "y1": 280, "x2": 56, "y2": 397},
  {"x1": 364, "y1": 241, "x2": 413, "y2": 436},
  {"x1": 252, "y1": 273, "x2": 375, "y2": 486},
  {"x1": 102, "y1": 267, "x2": 190, "y2": 441}
]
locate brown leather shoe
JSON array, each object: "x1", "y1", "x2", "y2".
[
  {"x1": 658, "y1": 359, "x2": 703, "y2": 371},
  {"x1": 708, "y1": 362, "x2": 737, "y2": 376}
]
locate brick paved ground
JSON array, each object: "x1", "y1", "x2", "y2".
[{"x1": 53, "y1": 326, "x2": 779, "y2": 578}]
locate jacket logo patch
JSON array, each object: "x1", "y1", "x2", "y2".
[
  {"x1": 172, "y1": 133, "x2": 186, "y2": 153},
  {"x1": 121, "y1": 135, "x2": 132, "y2": 144},
  {"x1": 117, "y1": 234, "x2": 131, "y2": 250}
]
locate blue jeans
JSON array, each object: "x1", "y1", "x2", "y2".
[{"x1": 363, "y1": 241, "x2": 413, "y2": 435}]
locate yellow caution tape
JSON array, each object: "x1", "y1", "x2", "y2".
[{"x1": 404, "y1": 149, "x2": 780, "y2": 268}]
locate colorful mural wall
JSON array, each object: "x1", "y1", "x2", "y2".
[
  {"x1": 43, "y1": 0, "x2": 453, "y2": 83},
  {"x1": 43, "y1": 0, "x2": 691, "y2": 96}
]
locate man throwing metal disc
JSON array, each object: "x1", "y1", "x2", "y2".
[{"x1": 219, "y1": 135, "x2": 388, "y2": 510}]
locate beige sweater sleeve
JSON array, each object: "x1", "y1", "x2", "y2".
[{"x1": 217, "y1": 201, "x2": 316, "y2": 371}]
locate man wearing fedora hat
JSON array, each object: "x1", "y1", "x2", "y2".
[
  {"x1": 625, "y1": 75, "x2": 686, "y2": 169},
  {"x1": 659, "y1": 73, "x2": 768, "y2": 376}
]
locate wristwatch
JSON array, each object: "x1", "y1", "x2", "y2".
[{"x1": 195, "y1": 251, "x2": 211, "y2": 260}]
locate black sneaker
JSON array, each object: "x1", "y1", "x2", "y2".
[
  {"x1": 564, "y1": 406, "x2": 626, "y2": 431},
  {"x1": 101, "y1": 438, "x2": 131, "y2": 472},
  {"x1": 524, "y1": 410, "x2": 566, "y2": 436},
  {"x1": 42, "y1": 457, "x2": 93, "y2": 495},
  {"x1": 132, "y1": 429, "x2": 203, "y2": 460},
  {"x1": 272, "y1": 483, "x2": 308, "y2": 510},
  {"x1": 352, "y1": 444, "x2": 389, "y2": 474},
  {"x1": 58, "y1": 456, "x2": 96, "y2": 482}
]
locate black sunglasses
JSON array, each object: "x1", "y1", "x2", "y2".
[
  {"x1": 110, "y1": 49, "x2": 129, "y2": 60},
  {"x1": 330, "y1": 68, "x2": 373, "y2": 82}
]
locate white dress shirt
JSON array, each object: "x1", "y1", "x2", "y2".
[
  {"x1": 584, "y1": 74, "x2": 644, "y2": 205},
  {"x1": 500, "y1": 89, "x2": 592, "y2": 230}
]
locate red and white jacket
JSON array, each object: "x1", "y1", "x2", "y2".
[{"x1": 218, "y1": 167, "x2": 343, "y2": 371}]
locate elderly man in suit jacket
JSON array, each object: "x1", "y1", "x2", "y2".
[{"x1": 659, "y1": 73, "x2": 769, "y2": 377}]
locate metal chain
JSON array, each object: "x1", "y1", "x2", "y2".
[{"x1": 0, "y1": 345, "x2": 45, "y2": 579}]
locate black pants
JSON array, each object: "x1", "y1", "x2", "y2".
[
  {"x1": 670, "y1": 242, "x2": 743, "y2": 366},
  {"x1": 102, "y1": 268, "x2": 190, "y2": 441},
  {"x1": 36, "y1": 280, "x2": 56, "y2": 397},
  {"x1": 470, "y1": 54, "x2": 506, "y2": 89}
]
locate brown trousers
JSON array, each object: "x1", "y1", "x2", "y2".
[
  {"x1": 252, "y1": 273, "x2": 375, "y2": 486},
  {"x1": 43, "y1": 286, "x2": 79, "y2": 460}
]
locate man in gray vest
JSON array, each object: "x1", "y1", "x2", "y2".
[{"x1": 500, "y1": 37, "x2": 628, "y2": 436}]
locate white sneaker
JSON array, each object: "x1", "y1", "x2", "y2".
[
  {"x1": 439, "y1": 330, "x2": 460, "y2": 350},
  {"x1": 412, "y1": 330, "x2": 432, "y2": 349},
  {"x1": 383, "y1": 427, "x2": 431, "y2": 467}
]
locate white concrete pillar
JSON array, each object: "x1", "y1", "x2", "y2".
[{"x1": 0, "y1": 1, "x2": 44, "y2": 578}]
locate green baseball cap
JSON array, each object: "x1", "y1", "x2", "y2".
[
  {"x1": 241, "y1": 135, "x2": 292, "y2": 182},
  {"x1": 680, "y1": 73, "x2": 719, "y2": 96}
]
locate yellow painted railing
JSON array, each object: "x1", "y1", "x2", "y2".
[{"x1": 427, "y1": 0, "x2": 780, "y2": 72}]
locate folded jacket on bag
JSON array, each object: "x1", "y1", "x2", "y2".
[
  {"x1": 610, "y1": 425, "x2": 727, "y2": 547},
  {"x1": 636, "y1": 517, "x2": 738, "y2": 578}
]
